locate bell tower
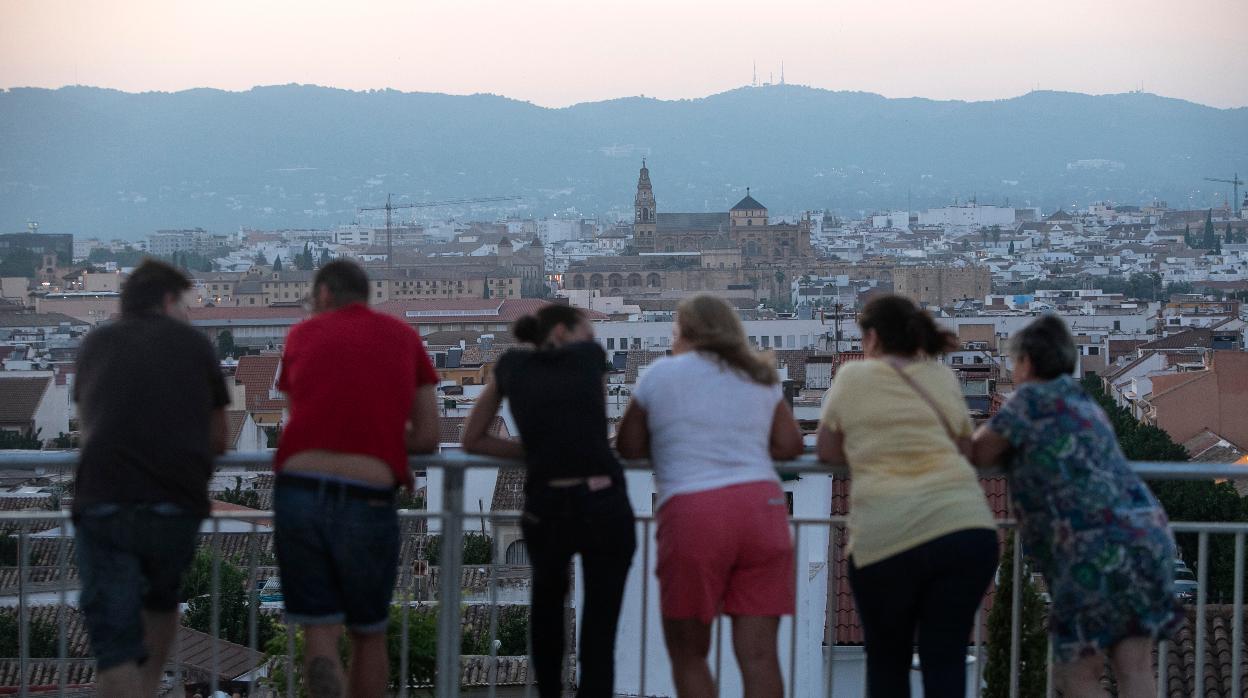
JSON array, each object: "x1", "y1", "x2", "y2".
[{"x1": 633, "y1": 159, "x2": 657, "y2": 253}]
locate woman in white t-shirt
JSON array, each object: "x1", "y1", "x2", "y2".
[{"x1": 618, "y1": 294, "x2": 804, "y2": 698}]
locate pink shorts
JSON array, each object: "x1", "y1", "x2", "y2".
[{"x1": 656, "y1": 480, "x2": 795, "y2": 623}]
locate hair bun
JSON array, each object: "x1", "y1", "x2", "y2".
[{"x1": 512, "y1": 316, "x2": 540, "y2": 344}]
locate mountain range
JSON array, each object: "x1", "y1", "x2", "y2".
[{"x1": 1, "y1": 84, "x2": 1245, "y2": 238}]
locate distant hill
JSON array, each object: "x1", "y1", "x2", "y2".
[{"x1": 0, "y1": 84, "x2": 1245, "y2": 238}]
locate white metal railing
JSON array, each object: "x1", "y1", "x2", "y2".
[{"x1": 0, "y1": 451, "x2": 1244, "y2": 698}]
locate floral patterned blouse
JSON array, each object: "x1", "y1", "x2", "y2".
[{"x1": 988, "y1": 374, "x2": 1182, "y2": 661}]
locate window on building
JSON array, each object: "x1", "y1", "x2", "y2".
[
  {"x1": 787, "y1": 335, "x2": 795, "y2": 348},
  {"x1": 505, "y1": 540, "x2": 529, "y2": 565},
  {"x1": 774, "y1": 336, "x2": 783, "y2": 348},
  {"x1": 1088, "y1": 346, "x2": 1100, "y2": 355},
  {"x1": 1113, "y1": 320, "x2": 1121, "y2": 331},
  {"x1": 631, "y1": 337, "x2": 641, "y2": 349},
  {"x1": 607, "y1": 337, "x2": 615, "y2": 350},
  {"x1": 748, "y1": 336, "x2": 757, "y2": 346},
  {"x1": 974, "y1": 356, "x2": 984, "y2": 364},
  {"x1": 800, "y1": 335, "x2": 809, "y2": 346},
  {"x1": 952, "y1": 356, "x2": 964, "y2": 365},
  {"x1": 760, "y1": 336, "x2": 770, "y2": 348}
]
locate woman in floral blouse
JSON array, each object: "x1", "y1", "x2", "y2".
[{"x1": 973, "y1": 315, "x2": 1182, "y2": 697}]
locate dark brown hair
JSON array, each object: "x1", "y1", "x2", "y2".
[
  {"x1": 512, "y1": 304, "x2": 585, "y2": 346},
  {"x1": 313, "y1": 259, "x2": 370, "y2": 305},
  {"x1": 121, "y1": 259, "x2": 191, "y2": 316},
  {"x1": 676, "y1": 294, "x2": 777, "y2": 385},
  {"x1": 858, "y1": 294, "x2": 957, "y2": 357}
]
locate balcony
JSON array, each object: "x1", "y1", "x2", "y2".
[{"x1": 0, "y1": 452, "x2": 1245, "y2": 697}]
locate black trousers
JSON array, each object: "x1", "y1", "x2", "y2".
[
  {"x1": 522, "y1": 481, "x2": 636, "y2": 698},
  {"x1": 848, "y1": 528, "x2": 999, "y2": 698}
]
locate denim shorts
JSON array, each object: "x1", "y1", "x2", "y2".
[
  {"x1": 74, "y1": 502, "x2": 202, "y2": 670},
  {"x1": 273, "y1": 475, "x2": 400, "y2": 634}
]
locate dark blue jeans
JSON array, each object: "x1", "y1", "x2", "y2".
[
  {"x1": 273, "y1": 474, "x2": 400, "y2": 633},
  {"x1": 522, "y1": 480, "x2": 636, "y2": 698},
  {"x1": 74, "y1": 503, "x2": 201, "y2": 670}
]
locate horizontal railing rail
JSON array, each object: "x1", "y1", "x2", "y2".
[{"x1": 0, "y1": 451, "x2": 1245, "y2": 698}]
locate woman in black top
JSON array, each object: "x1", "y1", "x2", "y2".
[{"x1": 462, "y1": 304, "x2": 636, "y2": 698}]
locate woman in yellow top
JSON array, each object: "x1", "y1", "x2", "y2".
[{"x1": 817, "y1": 294, "x2": 998, "y2": 698}]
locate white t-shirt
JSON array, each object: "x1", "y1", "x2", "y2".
[{"x1": 632, "y1": 351, "x2": 784, "y2": 508}]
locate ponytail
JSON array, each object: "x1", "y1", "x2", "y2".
[
  {"x1": 512, "y1": 304, "x2": 584, "y2": 346},
  {"x1": 861, "y1": 294, "x2": 957, "y2": 357}
]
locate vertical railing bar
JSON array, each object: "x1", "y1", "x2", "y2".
[
  {"x1": 56, "y1": 527, "x2": 69, "y2": 698},
  {"x1": 485, "y1": 515, "x2": 500, "y2": 698},
  {"x1": 1008, "y1": 529, "x2": 1022, "y2": 698},
  {"x1": 247, "y1": 519, "x2": 259, "y2": 653},
  {"x1": 714, "y1": 614, "x2": 723, "y2": 697},
  {"x1": 1156, "y1": 639, "x2": 1168, "y2": 698},
  {"x1": 17, "y1": 525, "x2": 29, "y2": 698},
  {"x1": 400, "y1": 511, "x2": 414, "y2": 698},
  {"x1": 788, "y1": 523, "x2": 801, "y2": 698},
  {"x1": 524, "y1": 602, "x2": 534, "y2": 698},
  {"x1": 436, "y1": 464, "x2": 466, "y2": 698},
  {"x1": 210, "y1": 516, "x2": 221, "y2": 697},
  {"x1": 973, "y1": 605, "x2": 984, "y2": 698},
  {"x1": 173, "y1": 592, "x2": 183, "y2": 696},
  {"x1": 1195, "y1": 531, "x2": 1209, "y2": 698},
  {"x1": 1233, "y1": 532, "x2": 1244, "y2": 698},
  {"x1": 285, "y1": 619, "x2": 295, "y2": 698},
  {"x1": 1044, "y1": 636, "x2": 1055, "y2": 698},
  {"x1": 639, "y1": 517, "x2": 651, "y2": 698},
  {"x1": 824, "y1": 520, "x2": 838, "y2": 698}
]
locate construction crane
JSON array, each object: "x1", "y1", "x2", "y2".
[
  {"x1": 358, "y1": 194, "x2": 523, "y2": 270},
  {"x1": 1205, "y1": 173, "x2": 1243, "y2": 216}
]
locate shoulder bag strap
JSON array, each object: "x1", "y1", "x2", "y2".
[{"x1": 885, "y1": 359, "x2": 961, "y2": 443}]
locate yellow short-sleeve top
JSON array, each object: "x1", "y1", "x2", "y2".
[{"x1": 822, "y1": 358, "x2": 996, "y2": 567}]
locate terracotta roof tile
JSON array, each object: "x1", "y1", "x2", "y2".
[{"x1": 0, "y1": 376, "x2": 51, "y2": 424}]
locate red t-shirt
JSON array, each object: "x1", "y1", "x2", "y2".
[{"x1": 274, "y1": 303, "x2": 438, "y2": 487}]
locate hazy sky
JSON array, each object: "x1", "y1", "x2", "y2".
[{"x1": 2, "y1": 0, "x2": 1246, "y2": 108}]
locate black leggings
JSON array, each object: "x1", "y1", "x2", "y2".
[
  {"x1": 522, "y1": 482, "x2": 636, "y2": 698},
  {"x1": 848, "y1": 528, "x2": 999, "y2": 698}
]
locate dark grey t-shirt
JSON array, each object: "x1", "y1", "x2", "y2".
[{"x1": 73, "y1": 313, "x2": 230, "y2": 517}]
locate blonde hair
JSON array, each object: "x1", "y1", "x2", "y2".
[{"x1": 676, "y1": 294, "x2": 778, "y2": 385}]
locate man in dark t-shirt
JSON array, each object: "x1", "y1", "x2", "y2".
[{"x1": 73, "y1": 259, "x2": 229, "y2": 697}]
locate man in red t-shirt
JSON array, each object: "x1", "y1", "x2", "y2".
[{"x1": 273, "y1": 259, "x2": 438, "y2": 698}]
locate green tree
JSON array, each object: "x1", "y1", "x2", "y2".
[
  {"x1": 182, "y1": 549, "x2": 279, "y2": 649},
  {"x1": 264, "y1": 606, "x2": 437, "y2": 697},
  {"x1": 318, "y1": 248, "x2": 331, "y2": 267},
  {"x1": 0, "y1": 612, "x2": 60, "y2": 658},
  {"x1": 217, "y1": 476, "x2": 261, "y2": 509},
  {"x1": 0, "y1": 247, "x2": 39, "y2": 277},
  {"x1": 1183, "y1": 224, "x2": 1192, "y2": 248},
  {"x1": 272, "y1": 255, "x2": 283, "y2": 272},
  {"x1": 254, "y1": 251, "x2": 268, "y2": 267},
  {"x1": 295, "y1": 243, "x2": 314, "y2": 271},
  {"x1": 423, "y1": 533, "x2": 493, "y2": 566},
  {"x1": 984, "y1": 534, "x2": 1047, "y2": 698},
  {"x1": 1080, "y1": 376, "x2": 1248, "y2": 600},
  {"x1": 1203, "y1": 209, "x2": 1217, "y2": 249},
  {"x1": 0, "y1": 428, "x2": 42, "y2": 449},
  {"x1": 217, "y1": 330, "x2": 237, "y2": 359},
  {"x1": 1007, "y1": 241, "x2": 1015, "y2": 255}
]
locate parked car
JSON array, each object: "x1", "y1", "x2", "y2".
[{"x1": 1173, "y1": 560, "x2": 1198, "y2": 603}]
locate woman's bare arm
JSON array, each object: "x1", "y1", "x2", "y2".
[
  {"x1": 970, "y1": 423, "x2": 1011, "y2": 469},
  {"x1": 460, "y1": 381, "x2": 524, "y2": 459},
  {"x1": 815, "y1": 424, "x2": 848, "y2": 466},
  {"x1": 769, "y1": 400, "x2": 805, "y2": 461},
  {"x1": 616, "y1": 401, "x2": 650, "y2": 459}
]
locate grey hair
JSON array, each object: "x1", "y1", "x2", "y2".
[{"x1": 1008, "y1": 314, "x2": 1078, "y2": 380}]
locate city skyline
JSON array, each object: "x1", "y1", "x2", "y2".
[{"x1": 2, "y1": 0, "x2": 1246, "y2": 110}]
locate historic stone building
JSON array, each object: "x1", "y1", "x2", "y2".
[
  {"x1": 893, "y1": 265, "x2": 991, "y2": 308},
  {"x1": 631, "y1": 163, "x2": 813, "y2": 261}
]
